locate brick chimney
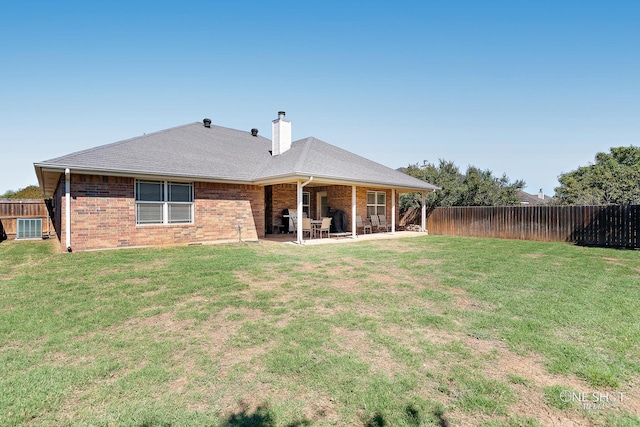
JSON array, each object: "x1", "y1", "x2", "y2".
[{"x1": 271, "y1": 111, "x2": 291, "y2": 155}]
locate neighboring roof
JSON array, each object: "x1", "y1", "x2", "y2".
[
  {"x1": 517, "y1": 190, "x2": 552, "y2": 205},
  {"x1": 35, "y1": 121, "x2": 438, "y2": 197}
]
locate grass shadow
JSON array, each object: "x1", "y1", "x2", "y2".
[
  {"x1": 363, "y1": 405, "x2": 451, "y2": 427},
  {"x1": 364, "y1": 411, "x2": 386, "y2": 427},
  {"x1": 221, "y1": 404, "x2": 311, "y2": 427}
]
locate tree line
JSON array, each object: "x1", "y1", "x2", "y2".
[
  {"x1": 402, "y1": 145, "x2": 640, "y2": 208},
  {"x1": 1, "y1": 185, "x2": 42, "y2": 199},
  {"x1": 401, "y1": 160, "x2": 524, "y2": 210}
]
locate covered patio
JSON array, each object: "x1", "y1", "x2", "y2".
[{"x1": 261, "y1": 178, "x2": 434, "y2": 245}]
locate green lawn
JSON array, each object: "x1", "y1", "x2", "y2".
[{"x1": 1, "y1": 236, "x2": 638, "y2": 426}]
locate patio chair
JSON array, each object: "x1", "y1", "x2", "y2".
[
  {"x1": 318, "y1": 217, "x2": 332, "y2": 238},
  {"x1": 369, "y1": 214, "x2": 382, "y2": 232},
  {"x1": 271, "y1": 219, "x2": 284, "y2": 234},
  {"x1": 370, "y1": 215, "x2": 388, "y2": 232},
  {"x1": 356, "y1": 215, "x2": 372, "y2": 234},
  {"x1": 302, "y1": 217, "x2": 313, "y2": 239},
  {"x1": 377, "y1": 215, "x2": 391, "y2": 232}
]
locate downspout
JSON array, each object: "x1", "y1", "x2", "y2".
[
  {"x1": 391, "y1": 188, "x2": 396, "y2": 233},
  {"x1": 351, "y1": 185, "x2": 357, "y2": 238},
  {"x1": 297, "y1": 176, "x2": 313, "y2": 244},
  {"x1": 65, "y1": 168, "x2": 72, "y2": 252},
  {"x1": 301, "y1": 176, "x2": 314, "y2": 188}
]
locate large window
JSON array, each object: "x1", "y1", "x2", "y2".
[
  {"x1": 367, "y1": 191, "x2": 386, "y2": 218},
  {"x1": 136, "y1": 180, "x2": 193, "y2": 225}
]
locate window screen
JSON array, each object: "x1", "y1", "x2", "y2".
[
  {"x1": 169, "y1": 182, "x2": 193, "y2": 202},
  {"x1": 168, "y1": 204, "x2": 192, "y2": 223},
  {"x1": 136, "y1": 181, "x2": 163, "y2": 201}
]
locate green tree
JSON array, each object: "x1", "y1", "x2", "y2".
[
  {"x1": 555, "y1": 146, "x2": 640, "y2": 205},
  {"x1": 1, "y1": 185, "x2": 42, "y2": 199},
  {"x1": 401, "y1": 160, "x2": 464, "y2": 208},
  {"x1": 401, "y1": 159, "x2": 524, "y2": 209}
]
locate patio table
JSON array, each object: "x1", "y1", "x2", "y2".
[{"x1": 310, "y1": 219, "x2": 322, "y2": 238}]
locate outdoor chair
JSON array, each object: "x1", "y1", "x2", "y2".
[
  {"x1": 271, "y1": 220, "x2": 284, "y2": 234},
  {"x1": 370, "y1": 215, "x2": 389, "y2": 232},
  {"x1": 302, "y1": 217, "x2": 313, "y2": 239},
  {"x1": 370, "y1": 214, "x2": 382, "y2": 232},
  {"x1": 318, "y1": 217, "x2": 332, "y2": 238},
  {"x1": 356, "y1": 215, "x2": 372, "y2": 234},
  {"x1": 377, "y1": 215, "x2": 391, "y2": 232}
]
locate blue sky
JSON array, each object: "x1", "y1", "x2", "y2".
[{"x1": 1, "y1": 0, "x2": 638, "y2": 196}]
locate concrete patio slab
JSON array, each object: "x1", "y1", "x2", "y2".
[{"x1": 260, "y1": 231, "x2": 427, "y2": 245}]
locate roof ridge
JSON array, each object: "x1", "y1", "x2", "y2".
[{"x1": 293, "y1": 137, "x2": 314, "y2": 172}]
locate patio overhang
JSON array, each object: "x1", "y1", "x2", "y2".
[{"x1": 252, "y1": 173, "x2": 438, "y2": 193}]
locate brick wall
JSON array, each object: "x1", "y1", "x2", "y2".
[
  {"x1": 54, "y1": 174, "x2": 264, "y2": 251},
  {"x1": 270, "y1": 183, "x2": 297, "y2": 230}
]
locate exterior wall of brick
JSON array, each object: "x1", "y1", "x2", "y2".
[
  {"x1": 269, "y1": 183, "x2": 297, "y2": 231},
  {"x1": 54, "y1": 174, "x2": 264, "y2": 251},
  {"x1": 53, "y1": 174, "x2": 405, "y2": 250}
]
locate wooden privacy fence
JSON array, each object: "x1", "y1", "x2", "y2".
[
  {"x1": 424, "y1": 205, "x2": 640, "y2": 249},
  {"x1": 0, "y1": 199, "x2": 52, "y2": 240}
]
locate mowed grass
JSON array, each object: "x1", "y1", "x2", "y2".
[{"x1": 1, "y1": 236, "x2": 638, "y2": 426}]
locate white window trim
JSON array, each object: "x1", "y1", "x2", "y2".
[
  {"x1": 135, "y1": 180, "x2": 194, "y2": 225},
  {"x1": 302, "y1": 191, "x2": 310, "y2": 218},
  {"x1": 367, "y1": 191, "x2": 386, "y2": 217}
]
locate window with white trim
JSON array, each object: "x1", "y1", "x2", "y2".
[
  {"x1": 366, "y1": 191, "x2": 386, "y2": 218},
  {"x1": 135, "y1": 180, "x2": 193, "y2": 225},
  {"x1": 302, "y1": 191, "x2": 310, "y2": 218}
]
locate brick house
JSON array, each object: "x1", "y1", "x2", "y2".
[{"x1": 34, "y1": 112, "x2": 438, "y2": 252}]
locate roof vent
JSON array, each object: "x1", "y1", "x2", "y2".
[
  {"x1": 251, "y1": 128, "x2": 259, "y2": 137},
  {"x1": 203, "y1": 118, "x2": 212, "y2": 128}
]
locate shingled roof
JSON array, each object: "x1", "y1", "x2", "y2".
[{"x1": 35, "y1": 120, "x2": 438, "y2": 197}]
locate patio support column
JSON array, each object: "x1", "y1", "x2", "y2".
[
  {"x1": 421, "y1": 191, "x2": 426, "y2": 232},
  {"x1": 296, "y1": 180, "x2": 303, "y2": 244},
  {"x1": 391, "y1": 188, "x2": 396, "y2": 233},
  {"x1": 297, "y1": 176, "x2": 313, "y2": 244},
  {"x1": 351, "y1": 185, "x2": 357, "y2": 238}
]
